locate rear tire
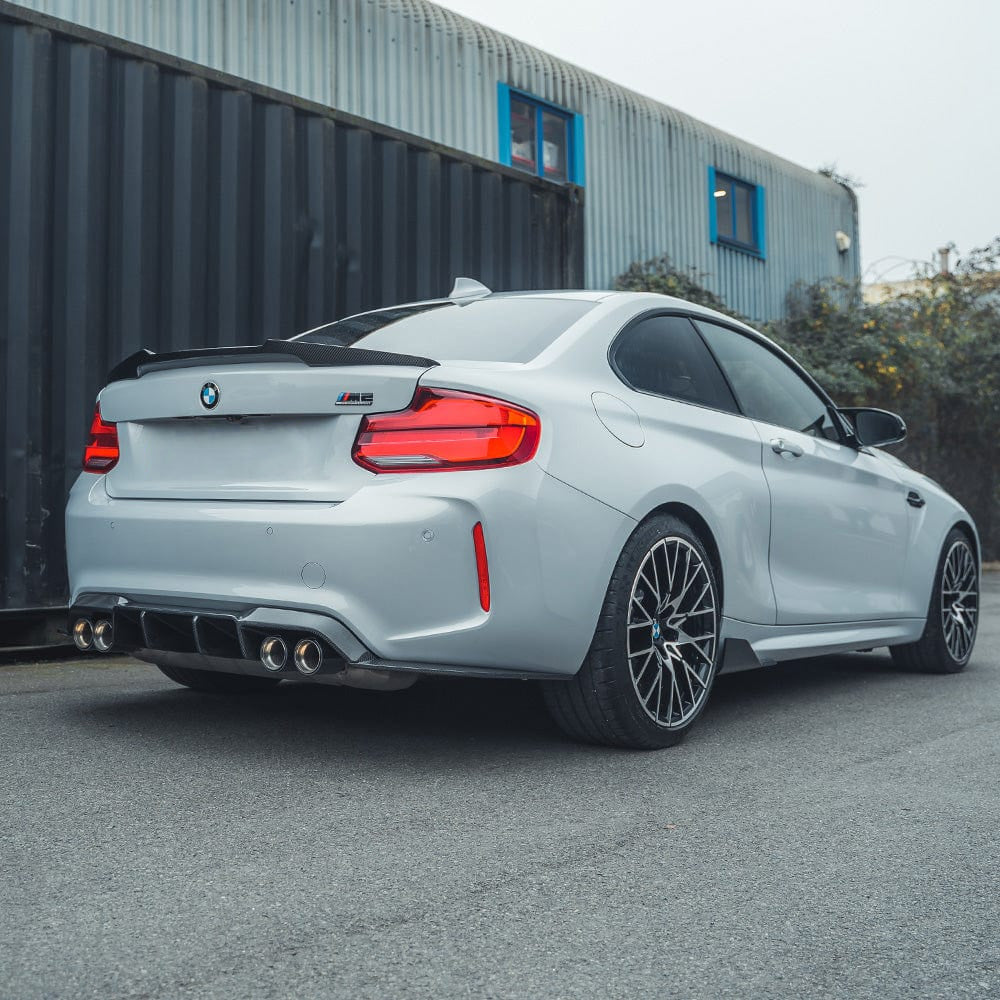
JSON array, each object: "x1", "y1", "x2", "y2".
[
  {"x1": 890, "y1": 528, "x2": 978, "y2": 674},
  {"x1": 154, "y1": 661, "x2": 282, "y2": 693},
  {"x1": 542, "y1": 514, "x2": 722, "y2": 750}
]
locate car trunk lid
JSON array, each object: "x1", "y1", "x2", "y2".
[{"x1": 98, "y1": 358, "x2": 432, "y2": 502}]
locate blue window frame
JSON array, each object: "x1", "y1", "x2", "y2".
[
  {"x1": 498, "y1": 83, "x2": 585, "y2": 186},
  {"x1": 708, "y1": 167, "x2": 766, "y2": 259}
]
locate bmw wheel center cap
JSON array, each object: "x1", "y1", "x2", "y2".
[{"x1": 200, "y1": 382, "x2": 220, "y2": 409}]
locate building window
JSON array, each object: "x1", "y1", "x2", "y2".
[
  {"x1": 709, "y1": 167, "x2": 766, "y2": 259},
  {"x1": 498, "y1": 84, "x2": 585, "y2": 186}
]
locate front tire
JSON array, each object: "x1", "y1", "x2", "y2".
[
  {"x1": 543, "y1": 515, "x2": 721, "y2": 749},
  {"x1": 154, "y1": 660, "x2": 282, "y2": 693},
  {"x1": 890, "y1": 528, "x2": 979, "y2": 674}
]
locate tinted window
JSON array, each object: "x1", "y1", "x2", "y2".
[
  {"x1": 503, "y1": 88, "x2": 581, "y2": 185},
  {"x1": 734, "y1": 183, "x2": 753, "y2": 244},
  {"x1": 541, "y1": 110, "x2": 568, "y2": 182},
  {"x1": 696, "y1": 320, "x2": 840, "y2": 440},
  {"x1": 296, "y1": 297, "x2": 595, "y2": 363},
  {"x1": 510, "y1": 97, "x2": 537, "y2": 173},
  {"x1": 612, "y1": 315, "x2": 739, "y2": 413},
  {"x1": 714, "y1": 181, "x2": 734, "y2": 240},
  {"x1": 712, "y1": 171, "x2": 762, "y2": 254}
]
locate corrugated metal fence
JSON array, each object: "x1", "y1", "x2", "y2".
[{"x1": 0, "y1": 3, "x2": 584, "y2": 626}]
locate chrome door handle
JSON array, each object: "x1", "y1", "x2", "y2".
[{"x1": 770, "y1": 438, "x2": 804, "y2": 458}]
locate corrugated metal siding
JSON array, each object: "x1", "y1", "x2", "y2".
[
  {"x1": 0, "y1": 5, "x2": 583, "y2": 614},
  {"x1": 11, "y1": 0, "x2": 861, "y2": 322}
]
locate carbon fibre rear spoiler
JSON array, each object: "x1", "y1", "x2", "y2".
[{"x1": 106, "y1": 340, "x2": 438, "y2": 384}]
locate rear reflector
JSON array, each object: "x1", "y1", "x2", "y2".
[
  {"x1": 83, "y1": 404, "x2": 119, "y2": 473},
  {"x1": 352, "y1": 387, "x2": 540, "y2": 473},
  {"x1": 472, "y1": 521, "x2": 491, "y2": 612}
]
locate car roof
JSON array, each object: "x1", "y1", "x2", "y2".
[
  {"x1": 489, "y1": 289, "x2": 754, "y2": 328},
  {"x1": 295, "y1": 288, "x2": 758, "y2": 346}
]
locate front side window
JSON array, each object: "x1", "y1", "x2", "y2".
[
  {"x1": 499, "y1": 84, "x2": 584, "y2": 185},
  {"x1": 611, "y1": 315, "x2": 739, "y2": 414},
  {"x1": 710, "y1": 168, "x2": 765, "y2": 257},
  {"x1": 695, "y1": 320, "x2": 839, "y2": 440}
]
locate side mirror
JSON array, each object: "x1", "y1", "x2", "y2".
[{"x1": 839, "y1": 407, "x2": 907, "y2": 448}]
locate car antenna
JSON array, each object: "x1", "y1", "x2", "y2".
[{"x1": 448, "y1": 277, "x2": 492, "y2": 303}]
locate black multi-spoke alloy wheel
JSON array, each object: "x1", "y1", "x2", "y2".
[
  {"x1": 154, "y1": 660, "x2": 282, "y2": 693},
  {"x1": 543, "y1": 514, "x2": 721, "y2": 749},
  {"x1": 890, "y1": 528, "x2": 979, "y2": 674}
]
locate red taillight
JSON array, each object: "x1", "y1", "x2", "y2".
[
  {"x1": 472, "y1": 521, "x2": 490, "y2": 612},
  {"x1": 352, "y1": 387, "x2": 540, "y2": 473},
  {"x1": 83, "y1": 403, "x2": 119, "y2": 473}
]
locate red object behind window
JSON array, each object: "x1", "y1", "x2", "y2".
[
  {"x1": 83, "y1": 403, "x2": 119, "y2": 473},
  {"x1": 352, "y1": 387, "x2": 540, "y2": 473}
]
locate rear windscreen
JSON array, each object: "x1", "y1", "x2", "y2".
[{"x1": 294, "y1": 297, "x2": 595, "y2": 363}]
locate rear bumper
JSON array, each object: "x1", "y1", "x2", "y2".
[
  {"x1": 66, "y1": 467, "x2": 632, "y2": 676},
  {"x1": 66, "y1": 595, "x2": 564, "y2": 681}
]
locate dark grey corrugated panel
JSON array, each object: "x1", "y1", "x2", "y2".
[{"x1": 0, "y1": 6, "x2": 584, "y2": 614}]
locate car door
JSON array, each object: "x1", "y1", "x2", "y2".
[{"x1": 695, "y1": 319, "x2": 911, "y2": 625}]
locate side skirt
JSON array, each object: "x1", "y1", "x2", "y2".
[{"x1": 719, "y1": 616, "x2": 926, "y2": 673}]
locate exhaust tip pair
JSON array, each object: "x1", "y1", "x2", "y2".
[
  {"x1": 259, "y1": 636, "x2": 323, "y2": 675},
  {"x1": 72, "y1": 617, "x2": 113, "y2": 652}
]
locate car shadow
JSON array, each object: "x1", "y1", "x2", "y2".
[
  {"x1": 70, "y1": 672, "x2": 566, "y2": 758},
  {"x1": 711, "y1": 648, "x2": 906, "y2": 708},
  {"x1": 61, "y1": 650, "x2": 915, "y2": 764}
]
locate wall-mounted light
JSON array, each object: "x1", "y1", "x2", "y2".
[{"x1": 835, "y1": 230, "x2": 851, "y2": 253}]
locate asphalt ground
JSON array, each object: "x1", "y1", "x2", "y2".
[{"x1": 1, "y1": 578, "x2": 998, "y2": 1000}]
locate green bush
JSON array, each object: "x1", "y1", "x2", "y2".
[
  {"x1": 615, "y1": 247, "x2": 1000, "y2": 560},
  {"x1": 614, "y1": 256, "x2": 743, "y2": 319}
]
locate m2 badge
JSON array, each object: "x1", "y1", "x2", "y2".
[{"x1": 336, "y1": 391, "x2": 374, "y2": 406}]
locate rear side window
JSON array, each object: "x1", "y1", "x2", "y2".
[
  {"x1": 611, "y1": 315, "x2": 739, "y2": 414},
  {"x1": 296, "y1": 297, "x2": 595, "y2": 363}
]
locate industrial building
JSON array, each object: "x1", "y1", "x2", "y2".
[{"x1": 11, "y1": 0, "x2": 859, "y2": 322}]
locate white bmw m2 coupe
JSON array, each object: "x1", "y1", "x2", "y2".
[{"x1": 66, "y1": 281, "x2": 980, "y2": 748}]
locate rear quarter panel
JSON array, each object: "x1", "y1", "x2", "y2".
[
  {"x1": 538, "y1": 378, "x2": 776, "y2": 626},
  {"x1": 427, "y1": 300, "x2": 777, "y2": 626}
]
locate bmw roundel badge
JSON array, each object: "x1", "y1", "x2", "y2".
[{"x1": 200, "y1": 382, "x2": 220, "y2": 410}]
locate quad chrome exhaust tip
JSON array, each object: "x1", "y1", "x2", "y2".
[
  {"x1": 259, "y1": 636, "x2": 288, "y2": 672},
  {"x1": 293, "y1": 638, "x2": 323, "y2": 675},
  {"x1": 261, "y1": 635, "x2": 323, "y2": 675},
  {"x1": 72, "y1": 618, "x2": 94, "y2": 651},
  {"x1": 92, "y1": 619, "x2": 114, "y2": 652}
]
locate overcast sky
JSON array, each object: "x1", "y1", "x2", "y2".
[{"x1": 441, "y1": 0, "x2": 999, "y2": 281}]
